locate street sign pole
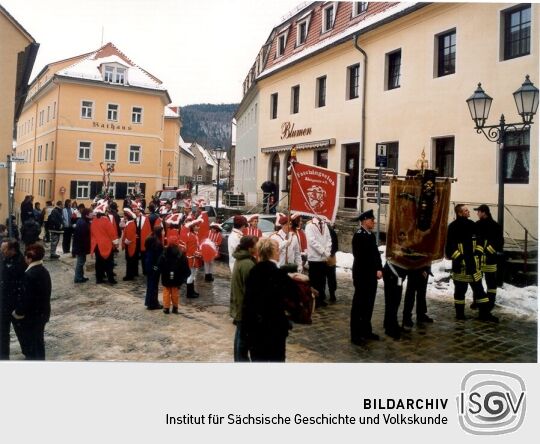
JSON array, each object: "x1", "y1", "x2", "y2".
[
  {"x1": 6, "y1": 155, "x2": 13, "y2": 237},
  {"x1": 376, "y1": 166, "x2": 381, "y2": 245}
]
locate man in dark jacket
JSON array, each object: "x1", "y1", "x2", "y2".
[
  {"x1": 144, "y1": 226, "x2": 164, "y2": 310},
  {"x1": 475, "y1": 204, "x2": 504, "y2": 310},
  {"x1": 13, "y1": 243, "x2": 51, "y2": 360},
  {"x1": 446, "y1": 204, "x2": 497, "y2": 322},
  {"x1": 48, "y1": 201, "x2": 64, "y2": 259},
  {"x1": 326, "y1": 223, "x2": 339, "y2": 303},
  {"x1": 21, "y1": 218, "x2": 41, "y2": 246},
  {"x1": 0, "y1": 238, "x2": 27, "y2": 359},
  {"x1": 72, "y1": 208, "x2": 92, "y2": 283},
  {"x1": 350, "y1": 210, "x2": 383, "y2": 344}
]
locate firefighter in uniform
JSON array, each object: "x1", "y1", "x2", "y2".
[
  {"x1": 350, "y1": 209, "x2": 383, "y2": 343},
  {"x1": 445, "y1": 204, "x2": 498, "y2": 322},
  {"x1": 474, "y1": 204, "x2": 504, "y2": 311}
]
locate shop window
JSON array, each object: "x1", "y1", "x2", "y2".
[{"x1": 504, "y1": 130, "x2": 530, "y2": 184}]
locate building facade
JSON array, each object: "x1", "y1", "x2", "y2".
[
  {"x1": 179, "y1": 136, "x2": 195, "y2": 185},
  {"x1": 237, "y1": 2, "x2": 538, "y2": 238},
  {"x1": 0, "y1": 5, "x2": 38, "y2": 223},
  {"x1": 14, "y1": 42, "x2": 174, "y2": 211}
]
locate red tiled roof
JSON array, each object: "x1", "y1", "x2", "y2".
[{"x1": 265, "y1": 2, "x2": 398, "y2": 71}]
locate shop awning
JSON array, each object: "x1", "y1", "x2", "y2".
[{"x1": 261, "y1": 138, "x2": 335, "y2": 154}]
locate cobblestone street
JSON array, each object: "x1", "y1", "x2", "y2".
[{"x1": 7, "y1": 253, "x2": 537, "y2": 363}]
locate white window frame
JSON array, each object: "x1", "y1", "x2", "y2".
[
  {"x1": 129, "y1": 145, "x2": 141, "y2": 163},
  {"x1": 78, "y1": 141, "x2": 92, "y2": 161},
  {"x1": 296, "y1": 18, "x2": 310, "y2": 46},
  {"x1": 104, "y1": 66, "x2": 114, "y2": 82},
  {"x1": 103, "y1": 64, "x2": 127, "y2": 85},
  {"x1": 352, "y1": 2, "x2": 369, "y2": 18},
  {"x1": 105, "y1": 142, "x2": 117, "y2": 162},
  {"x1": 322, "y1": 3, "x2": 337, "y2": 33},
  {"x1": 76, "y1": 181, "x2": 91, "y2": 199},
  {"x1": 37, "y1": 145, "x2": 42, "y2": 162},
  {"x1": 51, "y1": 141, "x2": 54, "y2": 161},
  {"x1": 105, "y1": 182, "x2": 116, "y2": 198},
  {"x1": 127, "y1": 182, "x2": 138, "y2": 196},
  {"x1": 107, "y1": 103, "x2": 119, "y2": 121},
  {"x1": 277, "y1": 31, "x2": 288, "y2": 57},
  {"x1": 45, "y1": 143, "x2": 48, "y2": 161},
  {"x1": 132, "y1": 106, "x2": 143, "y2": 124},
  {"x1": 115, "y1": 68, "x2": 126, "y2": 84},
  {"x1": 81, "y1": 100, "x2": 94, "y2": 119}
]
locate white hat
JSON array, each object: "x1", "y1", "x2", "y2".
[
  {"x1": 246, "y1": 214, "x2": 259, "y2": 222},
  {"x1": 123, "y1": 208, "x2": 136, "y2": 219},
  {"x1": 94, "y1": 199, "x2": 108, "y2": 215},
  {"x1": 275, "y1": 212, "x2": 286, "y2": 227},
  {"x1": 166, "y1": 213, "x2": 182, "y2": 225},
  {"x1": 171, "y1": 200, "x2": 178, "y2": 211},
  {"x1": 210, "y1": 222, "x2": 222, "y2": 230},
  {"x1": 185, "y1": 218, "x2": 202, "y2": 229},
  {"x1": 159, "y1": 205, "x2": 169, "y2": 215}
]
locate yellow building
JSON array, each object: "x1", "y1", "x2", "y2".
[
  {"x1": 14, "y1": 42, "x2": 179, "y2": 212},
  {"x1": 0, "y1": 4, "x2": 38, "y2": 223},
  {"x1": 238, "y1": 2, "x2": 538, "y2": 238}
]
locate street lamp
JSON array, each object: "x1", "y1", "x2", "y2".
[
  {"x1": 466, "y1": 75, "x2": 538, "y2": 233},
  {"x1": 212, "y1": 145, "x2": 227, "y2": 211},
  {"x1": 167, "y1": 161, "x2": 172, "y2": 186}
]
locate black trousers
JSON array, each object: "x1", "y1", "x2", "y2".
[
  {"x1": 95, "y1": 246, "x2": 115, "y2": 282},
  {"x1": 125, "y1": 250, "x2": 139, "y2": 279},
  {"x1": 62, "y1": 227, "x2": 73, "y2": 253},
  {"x1": 350, "y1": 275, "x2": 378, "y2": 340},
  {"x1": 402, "y1": 269, "x2": 429, "y2": 322},
  {"x1": 17, "y1": 318, "x2": 46, "y2": 360},
  {"x1": 484, "y1": 271, "x2": 498, "y2": 309},
  {"x1": 0, "y1": 310, "x2": 13, "y2": 360},
  {"x1": 249, "y1": 335, "x2": 286, "y2": 362},
  {"x1": 383, "y1": 263, "x2": 407, "y2": 336},
  {"x1": 308, "y1": 261, "x2": 327, "y2": 303},
  {"x1": 326, "y1": 264, "x2": 337, "y2": 297}
]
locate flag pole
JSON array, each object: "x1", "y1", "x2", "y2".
[{"x1": 286, "y1": 146, "x2": 297, "y2": 248}]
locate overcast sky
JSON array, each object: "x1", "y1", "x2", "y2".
[{"x1": 2, "y1": 0, "x2": 303, "y2": 105}]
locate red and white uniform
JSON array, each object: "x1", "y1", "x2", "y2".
[
  {"x1": 242, "y1": 226, "x2": 263, "y2": 238},
  {"x1": 91, "y1": 216, "x2": 118, "y2": 259},
  {"x1": 136, "y1": 215, "x2": 152, "y2": 251},
  {"x1": 293, "y1": 228, "x2": 308, "y2": 254},
  {"x1": 185, "y1": 231, "x2": 202, "y2": 269},
  {"x1": 122, "y1": 219, "x2": 137, "y2": 257}
]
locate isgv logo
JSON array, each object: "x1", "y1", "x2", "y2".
[{"x1": 457, "y1": 370, "x2": 526, "y2": 435}]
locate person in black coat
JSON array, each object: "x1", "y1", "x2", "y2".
[
  {"x1": 446, "y1": 204, "x2": 496, "y2": 322},
  {"x1": 350, "y1": 210, "x2": 383, "y2": 344},
  {"x1": 144, "y1": 226, "x2": 165, "y2": 310},
  {"x1": 20, "y1": 195, "x2": 35, "y2": 224},
  {"x1": 21, "y1": 218, "x2": 41, "y2": 246},
  {"x1": 12, "y1": 243, "x2": 51, "y2": 360},
  {"x1": 243, "y1": 238, "x2": 295, "y2": 362},
  {"x1": 0, "y1": 238, "x2": 27, "y2": 360},
  {"x1": 474, "y1": 204, "x2": 504, "y2": 310},
  {"x1": 72, "y1": 208, "x2": 92, "y2": 283},
  {"x1": 158, "y1": 244, "x2": 190, "y2": 314},
  {"x1": 326, "y1": 223, "x2": 339, "y2": 303}
]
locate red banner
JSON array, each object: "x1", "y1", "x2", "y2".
[{"x1": 289, "y1": 162, "x2": 339, "y2": 222}]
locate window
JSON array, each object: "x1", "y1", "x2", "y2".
[
  {"x1": 104, "y1": 66, "x2": 114, "y2": 82},
  {"x1": 129, "y1": 145, "x2": 141, "y2": 163},
  {"x1": 48, "y1": 180, "x2": 53, "y2": 199},
  {"x1": 270, "y1": 93, "x2": 278, "y2": 119},
  {"x1": 503, "y1": 4, "x2": 531, "y2": 60},
  {"x1": 76, "y1": 181, "x2": 91, "y2": 199},
  {"x1": 132, "y1": 107, "x2": 143, "y2": 124},
  {"x1": 127, "y1": 182, "x2": 138, "y2": 196},
  {"x1": 347, "y1": 64, "x2": 360, "y2": 99},
  {"x1": 47, "y1": 106, "x2": 50, "y2": 122},
  {"x1": 297, "y1": 20, "x2": 308, "y2": 46},
  {"x1": 107, "y1": 104, "x2": 119, "y2": 121},
  {"x1": 316, "y1": 76, "x2": 327, "y2": 107},
  {"x1": 53, "y1": 101, "x2": 56, "y2": 119},
  {"x1": 322, "y1": 4, "x2": 335, "y2": 33},
  {"x1": 114, "y1": 68, "x2": 125, "y2": 84},
  {"x1": 291, "y1": 85, "x2": 300, "y2": 114},
  {"x1": 504, "y1": 130, "x2": 530, "y2": 183},
  {"x1": 51, "y1": 141, "x2": 54, "y2": 161},
  {"x1": 436, "y1": 30, "x2": 456, "y2": 77},
  {"x1": 103, "y1": 65, "x2": 127, "y2": 84},
  {"x1": 78, "y1": 141, "x2": 91, "y2": 160},
  {"x1": 386, "y1": 49, "x2": 401, "y2": 90},
  {"x1": 37, "y1": 145, "x2": 42, "y2": 162},
  {"x1": 81, "y1": 101, "x2": 93, "y2": 119},
  {"x1": 434, "y1": 137, "x2": 455, "y2": 177},
  {"x1": 104, "y1": 182, "x2": 116, "y2": 198},
  {"x1": 105, "y1": 143, "x2": 117, "y2": 162},
  {"x1": 45, "y1": 143, "x2": 48, "y2": 161},
  {"x1": 354, "y1": 2, "x2": 369, "y2": 16},
  {"x1": 277, "y1": 33, "x2": 287, "y2": 57},
  {"x1": 315, "y1": 150, "x2": 328, "y2": 168}
]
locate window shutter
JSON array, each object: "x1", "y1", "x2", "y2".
[
  {"x1": 140, "y1": 183, "x2": 146, "y2": 196},
  {"x1": 90, "y1": 181, "x2": 100, "y2": 199},
  {"x1": 70, "y1": 181, "x2": 77, "y2": 199}
]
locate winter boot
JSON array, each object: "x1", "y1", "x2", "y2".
[
  {"x1": 186, "y1": 283, "x2": 199, "y2": 299},
  {"x1": 455, "y1": 304, "x2": 467, "y2": 320},
  {"x1": 478, "y1": 304, "x2": 499, "y2": 323},
  {"x1": 172, "y1": 306, "x2": 179, "y2": 314},
  {"x1": 204, "y1": 273, "x2": 213, "y2": 282},
  {"x1": 163, "y1": 307, "x2": 170, "y2": 314}
]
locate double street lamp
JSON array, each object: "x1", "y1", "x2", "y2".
[
  {"x1": 212, "y1": 145, "x2": 227, "y2": 211},
  {"x1": 466, "y1": 75, "x2": 539, "y2": 233}
]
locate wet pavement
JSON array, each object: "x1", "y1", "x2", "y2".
[{"x1": 6, "y1": 247, "x2": 537, "y2": 362}]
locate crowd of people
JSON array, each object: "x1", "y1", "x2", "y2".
[{"x1": 0, "y1": 191, "x2": 504, "y2": 362}]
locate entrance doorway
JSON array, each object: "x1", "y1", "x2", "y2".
[
  {"x1": 270, "y1": 153, "x2": 280, "y2": 195},
  {"x1": 344, "y1": 143, "x2": 359, "y2": 209}
]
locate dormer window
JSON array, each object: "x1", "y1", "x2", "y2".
[
  {"x1": 322, "y1": 4, "x2": 336, "y2": 33},
  {"x1": 277, "y1": 33, "x2": 287, "y2": 57},
  {"x1": 353, "y1": 2, "x2": 369, "y2": 18},
  {"x1": 297, "y1": 14, "x2": 312, "y2": 46},
  {"x1": 103, "y1": 64, "x2": 127, "y2": 85}
]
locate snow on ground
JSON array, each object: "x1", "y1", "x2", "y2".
[{"x1": 335, "y1": 249, "x2": 538, "y2": 322}]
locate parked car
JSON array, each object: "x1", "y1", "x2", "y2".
[
  {"x1": 218, "y1": 214, "x2": 276, "y2": 260},
  {"x1": 155, "y1": 186, "x2": 191, "y2": 204}
]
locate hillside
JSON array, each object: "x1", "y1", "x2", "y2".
[{"x1": 180, "y1": 103, "x2": 237, "y2": 149}]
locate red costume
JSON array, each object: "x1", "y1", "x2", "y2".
[
  {"x1": 122, "y1": 220, "x2": 137, "y2": 257},
  {"x1": 185, "y1": 231, "x2": 202, "y2": 268},
  {"x1": 242, "y1": 226, "x2": 263, "y2": 238},
  {"x1": 136, "y1": 215, "x2": 152, "y2": 251},
  {"x1": 91, "y1": 216, "x2": 117, "y2": 259}
]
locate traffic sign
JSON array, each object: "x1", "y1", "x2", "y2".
[
  {"x1": 362, "y1": 186, "x2": 379, "y2": 192},
  {"x1": 367, "y1": 198, "x2": 389, "y2": 204},
  {"x1": 362, "y1": 173, "x2": 380, "y2": 180},
  {"x1": 363, "y1": 167, "x2": 395, "y2": 175},
  {"x1": 0, "y1": 162, "x2": 7, "y2": 168},
  {"x1": 363, "y1": 179, "x2": 391, "y2": 186},
  {"x1": 365, "y1": 192, "x2": 390, "y2": 198},
  {"x1": 10, "y1": 156, "x2": 25, "y2": 162}
]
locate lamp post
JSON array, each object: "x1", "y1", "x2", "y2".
[
  {"x1": 466, "y1": 75, "x2": 538, "y2": 233},
  {"x1": 167, "y1": 161, "x2": 172, "y2": 186},
  {"x1": 212, "y1": 145, "x2": 227, "y2": 211}
]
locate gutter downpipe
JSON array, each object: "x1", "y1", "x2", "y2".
[{"x1": 353, "y1": 33, "x2": 367, "y2": 213}]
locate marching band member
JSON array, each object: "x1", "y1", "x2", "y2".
[
  {"x1": 121, "y1": 208, "x2": 138, "y2": 281},
  {"x1": 134, "y1": 205, "x2": 151, "y2": 276},
  {"x1": 184, "y1": 218, "x2": 203, "y2": 298},
  {"x1": 242, "y1": 214, "x2": 263, "y2": 238},
  {"x1": 202, "y1": 222, "x2": 223, "y2": 282},
  {"x1": 269, "y1": 214, "x2": 302, "y2": 272},
  {"x1": 90, "y1": 200, "x2": 119, "y2": 285}
]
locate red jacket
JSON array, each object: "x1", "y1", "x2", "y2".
[
  {"x1": 242, "y1": 226, "x2": 263, "y2": 238},
  {"x1": 122, "y1": 220, "x2": 137, "y2": 257},
  {"x1": 185, "y1": 231, "x2": 201, "y2": 268},
  {"x1": 136, "y1": 215, "x2": 152, "y2": 252},
  {"x1": 91, "y1": 216, "x2": 117, "y2": 259}
]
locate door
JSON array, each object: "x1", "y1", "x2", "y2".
[
  {"x1": 344, "y1": 143, "x2": 359, "y2": 209},
  {"x1": 271, "y1": 153, "x2": 280, "y2": 193}
]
